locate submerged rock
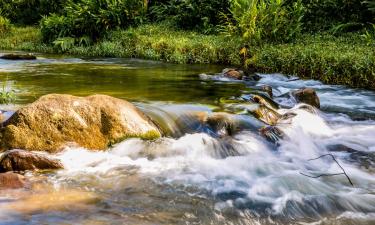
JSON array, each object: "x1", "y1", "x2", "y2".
[
  {"x1": 0, "y1": 150, "x2": 63, "y2": 172},
  {"x1": 0, "y1": 172, "x2": 27, "y2": 189},
  {"x1": 0, "y1": 94, "x2": 161, "y2": 152},
  {"x1": 206, "y1": 112, "x2": 238, "y2": 137},
  {"x1": 260, "y1": 126, "x2": 284, "y2": 144},
  {"x1": 292, "y1": 88, "x2": 320, "y2": 108},
  {"x1": 0, "y1": 53, "x2": 36, "y2": 60}
]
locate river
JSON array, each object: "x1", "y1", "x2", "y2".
[{"x1": 0, "y1": 52, "x2": 374, "y2": 225}]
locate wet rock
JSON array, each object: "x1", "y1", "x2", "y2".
[
  {"x1": 252, "y1": 94, "x2": 279, "y2": 110},
  {"x1": 260, "y1": 126, "x2": 284, "y2": 143},
  {"x1": 0, "y1": 53, "x2": 36, "y2": 60},
  {"x1": 261, "y1": 85, "x2": 273, "y2": 98},
  {"x1": 252, "y1": 105, "x2": 281, "y2": 126},
  {"x1": 292, "y1": 88, "x2": 320, "y2": 108},
  {"x1": 0, "y1": 149, "x2": 63, "y2": 172},
  {"x1": 0, "y1": 172, "x2": 27, "y2": 189},
  {"x1": 206, "y1": 112, "x2": 238, "y2": 137},
  {"x1": 0, "y1": 94, "x2": 161, "y2": 152},
  {"x1": 222, "y1": 68, "x2": 245, "y2": 80},
  {"x1": 245, "y1": 73, "x2": 261, "y2": 81}
]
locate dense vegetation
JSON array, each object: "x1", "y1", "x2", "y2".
[{"x1": 0, "y1": 0, "x2": 374, "y2": 89}]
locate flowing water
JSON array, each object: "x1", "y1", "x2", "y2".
[{"x1": 0, "y1": 52, "x2": 374, "y2": 225}]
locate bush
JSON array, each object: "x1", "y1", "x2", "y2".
[
  {"x1": 0, "y1": 0, "x2": 67, "y2": 25},
  {"x1": 0, "y1": 16, "x2": 11, "y2": 34},
  {"x1": 226, "y1": 0, "x2": 304, "y2": 43},
  {"x1": 148, "y1": 0, "x2": 230, "y2": 33},
  {"x1": 287, "y1": 0, "x2": 375, "y2": 32},
  {"x1": 40, "y1": 0, "x2": 146, "y2": 42}
]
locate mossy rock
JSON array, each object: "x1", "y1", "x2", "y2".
[{"x1": 0, "y1": 94, "x2": 161, "y2": 152}]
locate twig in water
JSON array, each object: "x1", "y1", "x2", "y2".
[
  {"x1": 300, "y1": 153, "x2": 354, "y2": 187},
  {"x1": 287, "y1": 78, "x2": 300, "y2": 82}
]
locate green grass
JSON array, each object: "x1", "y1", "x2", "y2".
[
  {"x1": 1, "y1": 25, "x2": 374, "y2": 89},
  {"x1": 253, "y1": 34, "x2": 375, "y2": 89}
]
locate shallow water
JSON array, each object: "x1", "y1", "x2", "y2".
[{"x1": 0, "y1": 52, "x2": 374, "y2": 225}]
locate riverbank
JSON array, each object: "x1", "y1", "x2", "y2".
[{"x1": 1, "y1": 25, "x2": 374, "y2": 89}]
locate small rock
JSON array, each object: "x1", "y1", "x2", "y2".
[
  {"x1": 260, "y1": 126, "x2": 284, "y2": 143},
  {"x1": 0, "y1": 54, "x2": 37, "y2": 60},
  {"x1": 261, "y1": 85, "x2": 273, "y2": 98},
  {"x1": 0, "y1": 149, "x2": 64, "y2": 172},
  {"x1": 292, "y1": 88, "x2": 320, "y2": 108},
  {"x1": 206, "y1": 112, "x2": 238, "y2": 136},
  {"x1": 252, "y1": 105, "x2": 281, "y2": 126},
  {"x1": 0, "y1": 172, "x2": 27, "y2": 189},
  {"x1": 222, "y1": 68, "x2": 244, "y2": 80}
]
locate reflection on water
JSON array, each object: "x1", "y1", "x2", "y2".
[{"x1": 0, "y1": 53, "x2": 375, "y2": 225}]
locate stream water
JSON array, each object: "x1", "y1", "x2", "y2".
[{"x1": 0, "y1": 52, "x2": 374, "y2": 225}]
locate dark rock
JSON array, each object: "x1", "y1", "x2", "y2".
[
  {"x1": 292, "y1": 88, "x2": 320, "y2": 108},
  {"x1": 260, "y1": 126, "x2": 284, "y2": 144},
  {"x1": 246, "y1": 73, "x2": 261, "y2": 81},
  {"x1": 0, "y1": 149, "x2": 64, "y2": 172},
  {"x1": 0, "y1": 172, "x2": 27, "y2": 189},
  {"x1": 206, "y1": 112, "x2": 238, "y2": 137},
  {"x1": 0, "y1": 54, "x2": 37, "y2": 60},
  {"x1": 261, "y1": 85, "x2": 273, "y2": 98}
]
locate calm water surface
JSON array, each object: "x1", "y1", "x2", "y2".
[{"x1": 0, "y1": 52, "x2": 374, "y2": 225}]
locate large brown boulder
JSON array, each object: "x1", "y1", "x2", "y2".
[
  {"x1": 0, "y1": 150, "x2": 63, "y2": 172},
  {"x1": 0, "y1": 94, "x2": 161, "y2": 152},
  {"x1": 292, "y1": 88, "x2": 320, "y2": 108},
  {"x1": 0, "y1": 172, "x2": 27, "y2": 189}
]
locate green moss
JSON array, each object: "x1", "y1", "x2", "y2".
[{"x1": 108, "y1": 130, "x2": 161, "y2": 147}]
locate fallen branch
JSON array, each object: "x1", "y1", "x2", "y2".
[{"x1": 300, "y1": 153, "x2": 354, "y2": 187}]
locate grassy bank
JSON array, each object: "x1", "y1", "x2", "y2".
[{"x1": 1, "y1": 25, "x2": 374, "y2": 89}]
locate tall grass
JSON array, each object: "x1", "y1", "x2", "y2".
[{"x1": 225, "y1": 0, "x2": 304, "y2": 43}]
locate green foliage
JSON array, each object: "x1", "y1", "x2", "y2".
[
  {"x1": 225, "y1": 0, "x2": 304, "y2": 43},
  {"x1": 289, "y1": 0, "x2": 375, "y2": 32},
  {"x1": 0, "y1": 16, "x2": 11, "y2": 34},
  {"x1": 361, "y1": 24, "x2": 375, "y2": 45},
  {"x1": 148, "y1": 0, "x2": 230, "y2": 33},
  {"x1": 40, "y1": 0, "x2": 146, "y2": 42},
  {"x1": 0, "y1": 79, "x2": 16, "y2": 105},
  {"x1": 364, "y1": 0, "x2": 375, "y2": 12},
  {"x1": 0, "y1": 0, "x2": 67, "y2": 25}
]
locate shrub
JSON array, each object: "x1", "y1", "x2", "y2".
[
  {"x1": 287, "y1": 0, "x2": 375, "y2": 32},
  {"x1": 148, "y1": 0, "x2": 230, "y2": 33},
  {"x1": 0, "y1": 16, "x2": 11, "y2": 34},
  {"x1": 226, "y1": 0, "x2": 304, "y2": 44},
  {"x1": 40, "y1": 0, "x2": 146, "y2": 42},
  {"x1": 0, "y1": 0, "x2": 67, "y2": 25}
]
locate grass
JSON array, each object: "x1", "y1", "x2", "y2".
[
  {"x1": 1, "y1": 24, "x2": 374, "y2": 89},
  {"x1": 253, "y1": 34, "x2": 375, "y2": 89}
]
